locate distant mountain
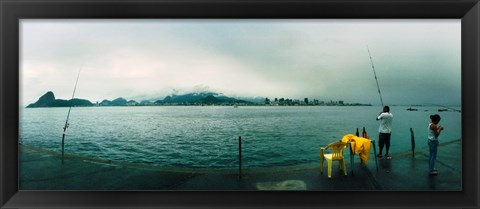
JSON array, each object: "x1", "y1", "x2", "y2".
[
  {"x1": 235, "y1": 96, "x2": 266, "y2": 104},
  {"x1": 27, "y1": 91, "x2": 94, "y2": 108},
  {"x1": 99, "y1": 97, "x2": 139, "y2": 106},
  {"x1": 163, "y1": 92, "x2": 218, "y2": 103},
  {"x1": 26, "y1": 91, "x2": 56, "y2": 107},
  {"x1": 99, "y1": 99, "x2": 112, "y2": 106},
  {"x1": 158, "y1": 92, "x2": 251, "y2": 105},
  {"x1": 27, "y1": 91, "x2": 255, "y2": 108}
]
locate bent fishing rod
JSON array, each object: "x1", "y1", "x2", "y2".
[
  {"x1": 62, "y1": 66, "x2": 82, "y2": 164},
  {"x1": 367, "y1": 46, "x2": 384, "y2": 107}
]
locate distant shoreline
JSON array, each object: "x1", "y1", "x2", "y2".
[
  {"x1": 26, "y1": 103, "x2": 373, "y2": 108},
  {"x1": 26, "y1": 91, "x2": 374, "y2": 108}
]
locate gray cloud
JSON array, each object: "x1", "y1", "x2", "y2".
[{"x1": 20, "y1": 19, "x2": 460, "y2": 106}]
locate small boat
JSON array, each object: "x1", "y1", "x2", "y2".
[
  {"x1": 438, "y1": 109, "x2": 449, "y2": 112},
  {"x1": 406, "y1": 107, "x2": 418, "y2": 111}
]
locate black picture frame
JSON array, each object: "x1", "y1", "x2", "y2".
[{"x1": 1, "y1": 0, "x2": 478, "y2": 208}]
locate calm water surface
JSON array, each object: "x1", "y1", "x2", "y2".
[{"x1": 20, "y1": 106, "x2": 461, "y2": 169}]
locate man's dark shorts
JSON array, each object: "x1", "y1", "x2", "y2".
[{"x1": 379, "y1": 132, "x2": 391, "y2": 146}]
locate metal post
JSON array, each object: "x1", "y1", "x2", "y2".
[
  {"x1": 349, "y1": 142, "x2": 354, "y2": 175},
  {"x1": 238, "y1": 136, "x2": 242, "y2": 180},
  {"x1": 410, "y1": 128, "x2": 415, "y2": 158},
  {"x1": 372, "y1": 140, "x2": 378, "y2": 171},
  {"x1": 61, "y1": 135, "x2": 65, "y2": 164}
]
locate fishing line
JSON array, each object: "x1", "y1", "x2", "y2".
[
  {"x1": 61, "y1": 65, "x2": 83, "y2": 163},
  {"x1": 367, "y1": 46, "x2": 384, "y2": 107}
]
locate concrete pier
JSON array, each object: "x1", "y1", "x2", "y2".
[{"x1": 19, "y1": 139, "x2": 461, "y2": 191}]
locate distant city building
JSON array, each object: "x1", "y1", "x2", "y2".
[{"x1": 265, "y1": 97, "x2": 270, "y2": 105}]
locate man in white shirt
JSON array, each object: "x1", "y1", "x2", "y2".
[{"x1": 376, "y1": 106, "x2": 393, "y2": 159}]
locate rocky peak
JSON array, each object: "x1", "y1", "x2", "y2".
[{"x1": 27, "y1": 91, "x2": 56, "y2": 107}]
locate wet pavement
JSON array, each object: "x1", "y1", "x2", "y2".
[{"x1": 19, "y1": 139, "x2": 461, "y2": 191}]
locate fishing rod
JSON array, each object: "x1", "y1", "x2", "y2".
[
  {"x1": 367, "y1": 46, "x2": 384, "y2": 107},
  {"x1": 61, "y1": 66, "x2": 82, "y2": 164}
]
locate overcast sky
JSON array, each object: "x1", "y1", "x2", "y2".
[{"x1": 20, "y1": 19, "x2": 461, "y2": 106}]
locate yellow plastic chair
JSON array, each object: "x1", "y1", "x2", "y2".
[{"x1": 320, "y1": 141, "x2": 348, "y2": 178}]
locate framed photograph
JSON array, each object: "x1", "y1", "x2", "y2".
[{"x1": 1, "y1": 0, "x2": 478, "y2": 208}]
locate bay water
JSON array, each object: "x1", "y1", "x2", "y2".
[{"x1": 20, "y1": 105, "x2": 461, "y2": 169}]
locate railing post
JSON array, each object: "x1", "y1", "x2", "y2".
[
  {"x1": 238, "y1": 136, "x2": 242, "y2": 180},
  {"x1": 410, "y1": 128, "x2": 415, "y2": 158},
  {"x1": 61, "y1": 132, "x2": 65, "y2": 164},
  {"x1": 349, "y1": 142, "x2": 354, "y2": 176},
  {"x1": 62, "y1": 139, "x2": 64, "y2": 163},
  {"x1": 372, "y1": 140, "x2": 378, "y2": 171}
]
